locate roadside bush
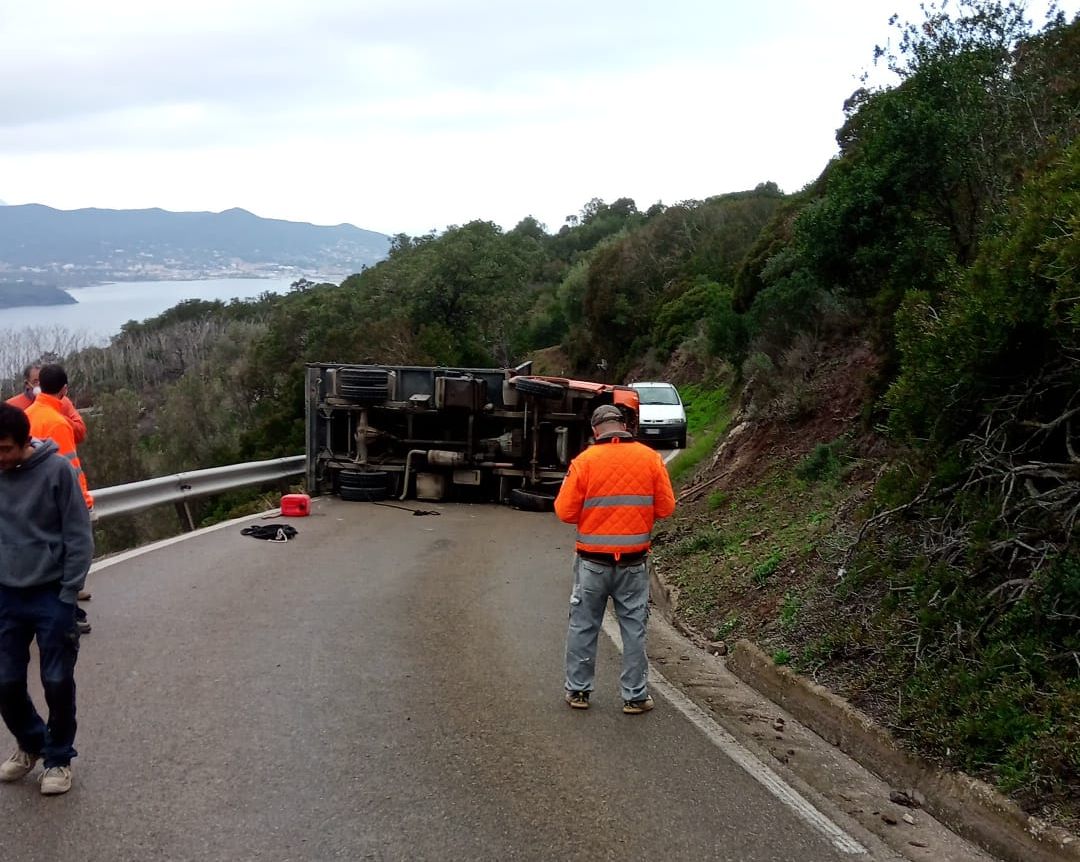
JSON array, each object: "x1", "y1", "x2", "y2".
[
  {"x1": 744, "y1": 269, "x2": 825, "y2": 357},
  {"x1": 702, "y1": 284, "x2": 747, "y2": 364},
  {"x1": 652, "y1": 277, "x2": 727, "y2": 354},
  {"x1": 887, "y1": 139, "x2": 1080, "y2": 446},
  {"x1": 739, "y1": 352, "x2": 779, "y2": 417}
]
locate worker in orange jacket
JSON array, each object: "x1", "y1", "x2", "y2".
[
  {"x1": 555, "y1": 403, "x2": 676, "y2": 714},
  {"x1": 24, "y1": 365, "x2": 93, "y2": 512},
  {"x1": 7, "y1": 363, "x2": 87, "y2": 446}
]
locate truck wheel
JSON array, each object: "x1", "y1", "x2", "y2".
[
  {"x1": 512, "y1": 378, "x2": 566, "y2": 399},
  {"x1": 339, "y1": 470, "x2": 389, "y2": 490},
  {"x1": 340, "y1": 486, "x2": 388, "y2": 502},
  {"x1": 509, "y1": 487, "x2": 556, "y2": 512},
  {"x1": 339, "y1": 470, "x2": 390, "y2": 501},
  {"x1": 337, "y1": 368, "x2": 392, "y2": 402}
]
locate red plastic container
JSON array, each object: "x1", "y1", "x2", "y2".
[{"x1": 281, "y1": 493, "x2": 311, "y2": 517}]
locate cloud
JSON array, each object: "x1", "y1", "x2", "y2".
[{"x1": 1, "y1": 0, "x2": 1073, "y2": 234}]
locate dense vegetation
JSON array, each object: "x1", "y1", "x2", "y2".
[{"x1": 2, "y1": 0, "x2": 1076, "y2": 826}]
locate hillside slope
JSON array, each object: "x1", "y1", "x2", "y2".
[{"x1": 652, "y1": 336, "x2": 1078, "y2": 831}]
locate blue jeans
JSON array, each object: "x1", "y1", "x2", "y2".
[
  {"x1": 0, "y1": 585, "x2": 80, "y2": 768},
  {"x1": 564, "y1": 554, "x2": 650, "y2": 702}
]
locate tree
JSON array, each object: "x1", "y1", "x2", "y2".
[{"x1": 795, "y1": 1, "x2": 1075, "y2": 328}]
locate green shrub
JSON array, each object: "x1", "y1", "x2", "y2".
[
  {"x1": 779, "y1": 591, "x2": 802, "y2": 629},
  {"x1": 702, "y1": 285, "x2": 748, "y2": 363},
  {"x1": 752, "y1": 551, "x2": 783, "y2": 585},
  {"x1": 714, "y1": 615, "x2": 740, "y2": 640},
  {"x1": 886, "y1": 140, "x2": 1080, "y2": 446},
  {"x1": 653, "y1": 277, "x2": 727, "y2": 354},
  {"x1": 796, "y1": 439, "x2": 848, "y2": 483},
  {"x1": 744, "y1": 269, "x2": 825, "y2": 354}
]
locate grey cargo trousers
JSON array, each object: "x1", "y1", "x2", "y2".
[{"x1": 564, "y1": 553, "x2": 650, "y2": 702}]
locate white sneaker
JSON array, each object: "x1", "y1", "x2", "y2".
[
  {"x1": 40, "y1": 766, "x2": 72, "y2": 795},
  {"x1": 0, "y1": 749, "x2": 39, "y2": 782}
]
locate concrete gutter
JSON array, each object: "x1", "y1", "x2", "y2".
[{"x1": 649, "y1": 567, "x2": 1080, "y2": 862}]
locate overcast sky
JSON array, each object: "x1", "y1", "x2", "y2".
[{"x1": 0, "y1": 1, "x2": 1074, "y2": 236}]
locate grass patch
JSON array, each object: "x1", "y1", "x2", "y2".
[
  {"x1": 714, "y1": 615, "x2": 740, "y2": 641},
  {"x1": 707, "y1": 489, "x2": 729, "y2": 510},
  {"x1": 865, "y1": 550, "x2": 1080, "y2": 811},
  {"x1": 779, "y1": 591, "x2": 802, "y2": 630},
  {"x1": 671, "y1": 525, "x2": 727, "y2": 557},
  {"x1": 752, "y1": 550, "x2": 783, "y2": 585},
  {"x1": 681, "y1": 383, "x2": 729, "y2": 433},
  {"x1": 669, "y1": 384, "x2": 731, "y2": 484}
]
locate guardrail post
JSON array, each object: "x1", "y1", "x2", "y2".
[{"x1": 175, "y1": 501, "x2": 196, "y2": 532}]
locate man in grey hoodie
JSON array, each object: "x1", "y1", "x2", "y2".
[{"x1": 0, "y1": 402, "x2": 92, "y2": 796}]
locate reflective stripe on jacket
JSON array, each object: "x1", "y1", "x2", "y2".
[
  {"x1": 25, "y1": 393, "x2": 94, "y2": 510},
  {"x1": 554, "y1": 435, "x2": 676, "y2": 557}
]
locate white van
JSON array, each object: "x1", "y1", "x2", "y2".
[{"x1": 628, "y1": 382, "x2": 687, "y2": 448}]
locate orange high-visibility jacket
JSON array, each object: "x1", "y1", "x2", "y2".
[
  {"x1": 554, "y1": 435, "x2": 676, "y2": 556},
  {"x1": 7, "y1": 391, "x2": 87, "y2": 445},
  {"x1": 25, "y1": 393, "x2": 94, "y2": 510}
]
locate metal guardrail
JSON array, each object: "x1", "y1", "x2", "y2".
[{"x1": 91, "y1": 455, "x2": 305, "y2": 523}]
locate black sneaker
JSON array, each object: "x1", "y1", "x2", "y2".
[
  {"x1": 622, "y1": 696, "x2": 654, "y2": 714},
  {"x1": 75, "y1": 609, "x2": 91, "y2": 635},
  {"x1": 565, "y1": 690, "x2": 590, "y2": 710}
]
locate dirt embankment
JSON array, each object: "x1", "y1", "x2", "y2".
[{"x1": 652, "y1": 337, "x2": 1080, "y2": 834}]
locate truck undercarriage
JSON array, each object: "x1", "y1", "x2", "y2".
[{"x1": 305, "y1": 362, "x2": 639, "y2": 508}]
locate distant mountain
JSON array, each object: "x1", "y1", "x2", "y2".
[{"x1": 0, "y1": 204, "x2": 391, "y2": 287}]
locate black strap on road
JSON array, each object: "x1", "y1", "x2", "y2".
[
  {"x1": 371, "y1": 502, "x2": 441, "y2": 516},
  {"x1": 241, "y1": 524, "x2": 298, "y2": 542}
]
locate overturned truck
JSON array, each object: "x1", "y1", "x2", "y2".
[{"x1": 305, "y1": 362, "x2": 640, "y2": 509}]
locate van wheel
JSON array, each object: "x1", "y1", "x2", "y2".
[{"x1": 676, "y1": 431, "x2": 687, "y2": 449}]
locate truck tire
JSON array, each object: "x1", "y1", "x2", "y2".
[
  {"x1": 340, "y1": 486, "x2": 388, "y2": 502},
  {"x1": 512, "y1": 377, "x2": 566, "y2": 400},
  {"x1": 339, "y1": 470, "x2": 389, "y2": 490},
  {"x1": 509, "y1": 487, "x2": 556, "y2": 512},
  {"x1": 337, "y1": 368, "x2": 392, "y2": 402}
]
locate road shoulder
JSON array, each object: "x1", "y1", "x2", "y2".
[{"x1": 647, "y1": 568, "x2": 1080, "y2": 862}]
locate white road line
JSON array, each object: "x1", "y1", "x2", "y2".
[
  {"x1": 90, "y1": 509, "x2": 274, "y2": 573},
  {"x1": 662, "y1": 449, "x2": 680, "y2": 464},
  {"x1": 601, "y1": 614, "x2": 867, "y2": 856}
]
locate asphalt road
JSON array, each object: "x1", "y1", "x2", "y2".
[{"x1": 0, "y1": 498, "x2": 879, "y2": 862}]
